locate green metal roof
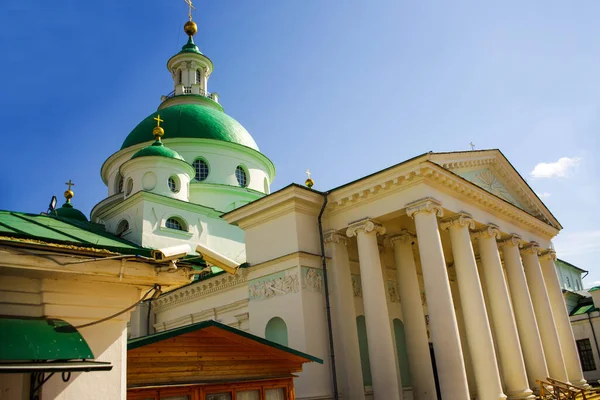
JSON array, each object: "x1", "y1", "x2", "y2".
[
  {"x1": 121, "y1": 104, "x2": 259, "y2": 151},
  {"x1": 0, "y1": 317, "x2": 94, "y2": 361},
  {"x1": 571, "y1": 304, "x2": 598, "y2": 316},
  {"x1": 128, "y1": 320, "x2": 323, "y2": 364},
  {"x1": 0, "y1": 209, "x2": 151, "y2": 256},
  {"x1": 178, "y1": 36, "x2": 202, "y2": 55},
  {"x1": 131, "y1": 139, "x2": 185, "y2": 161}
]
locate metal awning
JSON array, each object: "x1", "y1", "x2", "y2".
[{"x1": 0, "y1": 317, "x2": 113, "y2": 373}]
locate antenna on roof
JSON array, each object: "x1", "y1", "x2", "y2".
[{"x1": 469, "y1": 142, "x2": 476, "y2": 151}]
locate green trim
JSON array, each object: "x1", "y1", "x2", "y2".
[
  {"x1": 0, "y1": 317, "x2": 94, "y2": 361},
  {"x1": 127, "y1": 319, "x2": 323, "y2": 364},
  {"x1": 557, "y1": 258, "x2": 588, "y2": 273},
  {"x1": 158, "y1": 94, "x2": 223, "y2": 112}
]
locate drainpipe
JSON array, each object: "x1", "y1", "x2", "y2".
[
  {"x1": 318, "y1": 193, "x2": 340, "y2": 400},
  {"x1": 587, "y1": 312, "x2": 600, "y2": 364}
]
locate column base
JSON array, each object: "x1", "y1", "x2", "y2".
[{"x1": 506, "y1": 388, "x2": 536, "y2": 400}]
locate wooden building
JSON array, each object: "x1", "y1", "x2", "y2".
[{"x1": 127, "y1": 320, "x2": 322, "y2": 400}]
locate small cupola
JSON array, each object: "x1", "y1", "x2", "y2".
[
  {"x1": 120, "y1": 115, "x2": 194, "y2": 201},
  {"x1": 163, "y1": 9, "x2": 217, "y2": 103},
  {"x1": 52, "y1": 180, "x2": 88, "y2": 222}
]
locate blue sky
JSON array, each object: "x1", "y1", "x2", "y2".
[{"x1": 1, "y1": 1, "x2": 598, "y2": 284}]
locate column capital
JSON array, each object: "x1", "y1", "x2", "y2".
[
  {"x1": 471, "y1": 223, "x2": 501, "y2": 240},
  {"x1": 388, "y1": 230, "x2": 417, "y2": 246},
  {"x1": 324, "y1": 230, "x2": 348, "y2": 246},
  {"x1": 539, "y1": 249, "x2": 557, "y2": 261},
  {"x1": 406, "y1": 197, "x2": 443, "y2": 219},
  {"x1": 498, "y1": 234, "x2": 523, "y2": 248},
  {"x1": 346, "y1": 219, "x2": 386, "y2": 238},
  {"x1": 520, "y1": 241, "x2": 540, "y2": 255},
  {"x1": 440, "y1": 212, "x2": 474, "y2": 231}
]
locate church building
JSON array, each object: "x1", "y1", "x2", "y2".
[{"x1": 0, "y1": 7, "x2": 589, "y2": 400}]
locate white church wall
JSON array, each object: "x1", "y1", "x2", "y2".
[
  {"x1": 120, "y1": 157, "x2": 193, "y2": 202},
  {"x1": 245, "y1": 213, "x2": 300, "y2": 265},
  {"x1": 570, "y1": 312, "x2": 600, "y2": 382}
]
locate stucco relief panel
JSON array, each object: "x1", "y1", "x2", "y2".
[
  {"x1": 301, "y1": 266, "x2": 324, "y2": 293},
  {"x1": 457, "y1": 168, "x2": 524, "y2": 209},
  {"x1": 248, "y1": 268, "x2": 299, "y2": 301},
  {"x1": 351, "y1": 274, "x2": 362, "y2": 297},
  {"x1": 387, "y1": 281, "x2": 401, "y2": 303}
]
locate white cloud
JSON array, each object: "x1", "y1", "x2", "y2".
[
  {"x1": 552, "y1": 230, "x2": 600, "y2": 257},
  {"x1": 536, "y1": 192, "x2": 551, "y2": 198},
  {"x1": 531, "y1": 157, "x2": 581, "y2": 179}
]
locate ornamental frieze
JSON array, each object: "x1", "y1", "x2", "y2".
[
  {"x1": 301, "y1": 266, "x2": 324, "y2": 293},
  {"x1": 248, "y1": 269, "x2": 300, "y2": 301}
]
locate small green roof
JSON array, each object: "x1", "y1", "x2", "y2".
[
  {"x1": 0, "y1": 317, "x2": 94, "y2": 361},
  {"x1": 0, "y1": 209, "x2": 151, "y2": 256},
  {"x1": 131, "y1": 139, "x2": 185, "y2": 161},
  {"x1": 54, "y1": 202, "x2": 88, "y2": 222},
  {"x1": 121, "y1": 104, "x2": 259, "y2": 151},
  {"x1": 128, "y1": 319, "x2": 323, "y2": 364},
  {"x1": 179, "y1": 36, "x2": 202, "y2": 55},
  {"x1": 571, "y1": 304, "x2": 598, "y2": 316}
]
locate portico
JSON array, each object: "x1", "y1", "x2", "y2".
[{"x1": 222, "y1": 149, "x2": 585, "y2": 400}]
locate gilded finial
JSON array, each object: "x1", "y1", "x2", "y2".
[
  {"x1": 64, "y1": 179, "x2": 75, "y2": 203},
  {"x1": 183, "y1": 0, "x2": 198, "y2": 36},
  {"x1": 305, "y1": 169, "x2": 314, "y2": 189},
  {"x1": 153, "y1": 115, "x2": 165, "y2": 140}
]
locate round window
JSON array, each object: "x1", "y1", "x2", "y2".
[
  {"x1": 235, "y1": 166, "x2": 248, "y2": 187},
  {"x1": 168, "y1": 176, "x2": 179, "y2": 193},
  {"x1": 192, "y1": 159, "x2": 209, "y2": 181},
  {"x1": 125, "y1": 178, "x2": 133, "y2": 195},
  {"x1": 116, "y1": 220, "x2": 129, "y2": 236}
]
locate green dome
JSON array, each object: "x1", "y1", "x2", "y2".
[
  {"x1": 131, "y1": 140, "x2": 185, "y2": 161},
  {"x1": 54, "y1": 203, "x2": 88, "y2": 222},
  {"x1": 121, "y1": 104, "x2": 259, "y2": 151}
]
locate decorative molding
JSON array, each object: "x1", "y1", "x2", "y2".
[
  {"x1": 248, "y1": 268, "x2": 300, "y2": 301},
  {"x1": 520, "y1": 242, "x2": 540, "y2": 255},
  {"x1": 498, "y1": 234, "x2": 523, "y2": 248},
  {"x1": 471, "y1": 223, "x2": 501, "y2": 240},
  {"x1": 388, "y1": 230, "x2": 417, "y2": 246},
  {"x1": 440, "y1": 212, "x2": 475, "y2": 231},
  {"x1": 323, "y1": 230, "x2": 347, "y2": 246},
  {"x1": 346, "y1": 219, "x2": 386, "y2": 238},
  {"x1": 351, "y1": 274, "x2": 363, "y2": 297},
  {"x1": 154, "y1": 270, "x2": 248, "y2": 312},
  {"x1": 406, "y1": 197, "x2": 444, "y2": 219},
  {"x1": 155, "y1": 299, "x2": 248, "y2": 332},
  {"x1": 539, "y1": 249, "x2": 557, "y2": 261},
  {"x1": 301, "y1": 266, "x2": 324, "y2": 293}
]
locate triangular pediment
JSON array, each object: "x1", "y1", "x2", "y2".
[{"x1": 428, "y1": 150, "x2": 561, "y2": 229}]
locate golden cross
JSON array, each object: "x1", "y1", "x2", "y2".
[
  {"x1": 305, "y1": 169, "x2": 311, "y2": 179},
  {"x1": 154, "y1": 114, "x2": 164, "y2": 127},
  {"x1": 65, "y1": 179, "x2": 75, "y2": 190},
  {"x1": 184, "y1": 0, "x2": 195, "y2": 21}
]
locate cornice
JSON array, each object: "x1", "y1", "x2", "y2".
[
  {"x1": 154, "y1": 269, "x2": 248, "y2": 312},
  {"x1": 223, "y1": 185, "x2": 324, "y2": 229},
  {"x1": 248, "y1": 251, "x2": 325, "y2": 274}
]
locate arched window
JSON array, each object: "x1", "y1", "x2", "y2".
[
  {"x1": 196, "y1": 69, "x2": 202, "y2": 84},
  {"x1": 356, "y1": 315, "x2": 372, "y2": 386},
  {"x1": 168, "y1": 176, "x2": 179, "y2": 193},
  {"x1": 265, "y1": 317, "x2": 288, "y2": 346},
  {"x1": 166, "y1": 217, "x2": 186, "y2": 231},
  {"x1": 117, "y1": 177, "x2": 124, "y2": 193},
  {"x1": 116, "y1": 220, "x2": 129, "y2": 237},
  {"x1": 192, "y1": 159, "x2": 209, "y2": 181},
  {"x1": 393, "y1": 318, "x2": 412, "y2": 387},
  {"x1": 235, "y1": 165, "x2": 248, "y2": 187},
  {"x1": 178, "y1": 69, "x2": 183, "y2": 84}
]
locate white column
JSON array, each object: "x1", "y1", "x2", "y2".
[
  {"x1": 539, "y1": 250, "x2": 587, "y2": 387},
  {"x1": 499, "y1": 236, "x2": 548, "y2": 390},
  {"x1": 441, "y1": 213, "x2": 505, "y2": 400},
  {"x1": 474, "y1": 225, "x2": 534, "y2": 399},
  {"x1": 406, "y1": 198, "x2": 470, "y2": 400},
  {"x1": 324, "y1": 231, "x2": 366, "y2": 400},
  {"x1": 521, "y1": 242, "x2": 569, "y2": 382},
  {"x1": 390, "y1": 231, "x2": 438, "y2": 400},
  {"x1": 347, "y1": 219, "x2": 402, "y2": 400}
]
